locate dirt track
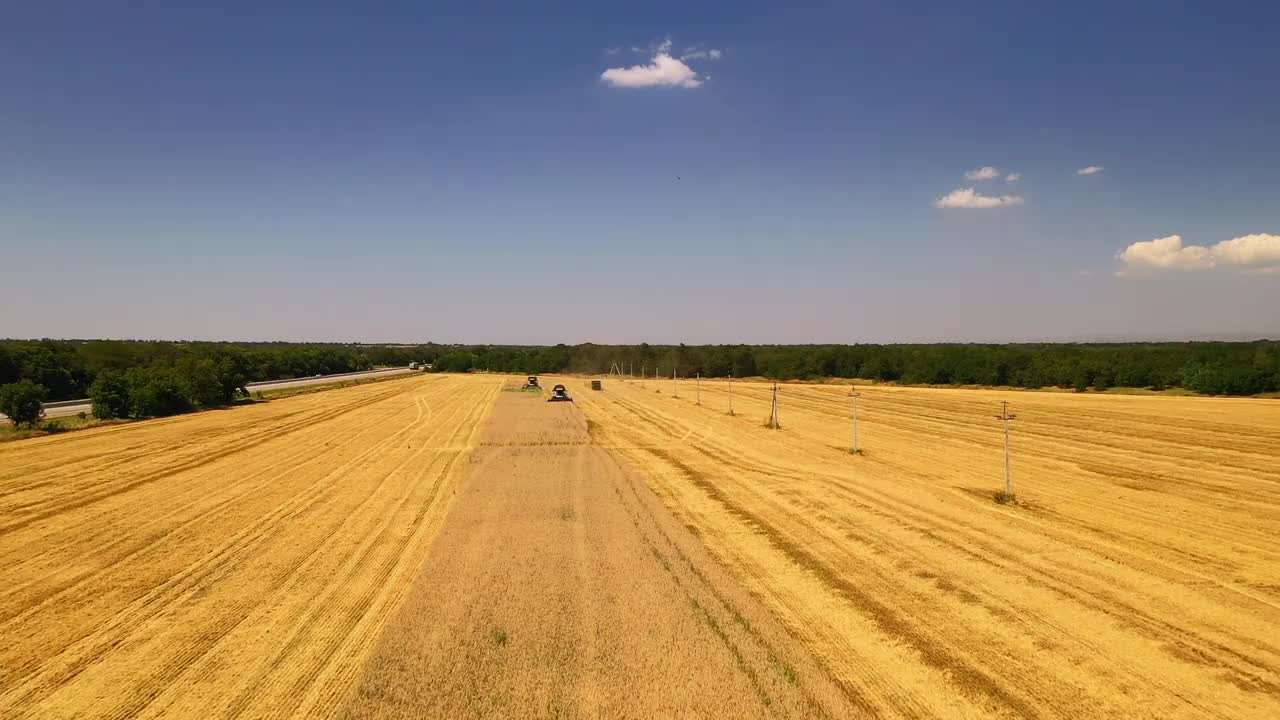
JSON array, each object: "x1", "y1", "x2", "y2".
[
  {"x1": 341, "y1": 389, "x2": 856, "y2": 719},
  {"x1": 567, "y1": 376, "x2": 1280, "y2": 719},
  {"x1": 0, "y1": 374, "x2": 498, "y2": 719}
]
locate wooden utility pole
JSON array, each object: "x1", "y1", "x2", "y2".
[
  {"x1": 728, "y1": 374, "x2": 735, "y2": 415},
  {"x1": 696, "y1": 373, "x2": 701, "y2": 405},
  {"x1": 850, "y1": 386, "x2": 862, "y2": 454},
  {"x1": 994, "y1": 402, "x2": 1017, "y2": 498},
  {"x1": 673, "y1": 366, "x2": 679, "y2": 398},
  {"x1": 768, "y1": 383, "x2": 780, "y2": 429}
]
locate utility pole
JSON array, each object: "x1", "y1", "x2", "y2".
[
  {"x1": 768, "y1": 383, "x2": 780, "y2": 429},
  {"x1": 850, "y1": 386, "x2": 862, "y2": 454},
  {"x1": 673, "y1": 366, "x2": 679, "y2": 398},
  {"x1": 994, "y1": 402, "x2": 1017, "y2": 500},
  {"x1": 696, "y1": 373, "x2": 701, "y2": 405},
  {"x1": 728, "y1": 374, "x2": 735, "y2": 415},
  {"x1": 641, "y1": 364, "x2": 645, "y2": 388}
]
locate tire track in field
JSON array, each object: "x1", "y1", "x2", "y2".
[
  {"x1": 0, "y1": 382, "x2": 416, "y2": 535},
  {"x1": 340, "y1": 388, "x2": 859, "y2": 720},
  {"x1": 217, "y1": 383, "x2": 500, "y2": 719},
  {"x1": 579, "y1": 379, "x2": 1280, "y2": 719},
  {"x1": 289, "y1": 383, "x2": 504, "y2": 718},
  {"x1": 0, "y1": 382, "x2": 404, "y2": 515},
  {"x1": 714, "y1": 385, "x2": 1280, "y2": 600},
  {"x1": 1, "y1": 387, "x2": 450, "y2": 710},
  {"x1": 685, "y1": 382, "x2": 1280, "y2": 592},
  {"x1": 626, "y1": 395, "x2": 1277, "y2": 711},
  {"x1": 0, "y1": 379, "x2": 417, "y2": 496},
  {"x1": 599, "y1": 440, "x2": 873, "y2": 719},
  {"x1": 1, "y1": 376, "x2": 494, "y2": 712},
  {"x1": 0, "y1": 381, "x2": 460, "y2": 631}
]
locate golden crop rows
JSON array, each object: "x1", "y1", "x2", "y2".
[
  {"x1": 567, "y1": 377, "x2": 1280, "y2": 719},
  {"x1": 0, "y1": 374, "x2": 500, "y2": 719},
  {"x1": 2, "y1": 372, "x2": 1276, "y2": 718}
]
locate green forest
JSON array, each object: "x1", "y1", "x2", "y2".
[
  {"x1": 434, "y1": 341, "x2": 1280, "y2": 396},
  {"x1": 1, "y1": 339, "x2": 1276, "y2": 425}
]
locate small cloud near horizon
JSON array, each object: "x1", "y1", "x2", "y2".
[
  {"x1": 964, "y1": 166, "x2": 1000, "y2": 181},
  {"x1": 1005, "y1": 172, "x2": 1020, "y2": 182},
  {"x1": 1077, "y1": 165, "x2": 1105, "y2": 175},
  {"x1": 935, "y1": 187, "x2": 1025, "y2": 209},
  {"x1": 681, "y1": 48, "x2": 723, "y2": 61}
]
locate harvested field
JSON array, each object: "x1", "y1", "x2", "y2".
[
  {"x1": 340, "y1": 390, "x2": 857, "y2": 719},
  {"x1": 566, "y1": 376, "x2": 1280, "y2": 719},
  {"x1": 0, "y1": 374, "x2": 499, "y2": 719},
  {"x1": 2, "y1": 371, "x2": 1277, "y2": 719}
]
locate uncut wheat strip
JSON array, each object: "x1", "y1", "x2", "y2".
[
  {"x1": 184, "y1": 383, "x2": 497, "y2": 720},
  {"x1": 289, "y1": 380, "x2": 503, "y2": 719}
]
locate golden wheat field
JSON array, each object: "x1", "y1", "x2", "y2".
[
  {"x1": 0, "y1": 374, "x2": 498, "y2": 719},
  {"x1": 567, "y1": 376, "x2": 1280, "y2": 719},
  {"x1": 1, "y1": 372, "x2": 1277, "y2": 719}
]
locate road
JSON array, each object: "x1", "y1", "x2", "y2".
[{"x1": 28, "y1": 367, "x2": 417, "y2": 419}]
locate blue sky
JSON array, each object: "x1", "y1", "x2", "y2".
[{"x1": 2, "y1": 1, "x2": 1277, "y2": 343}]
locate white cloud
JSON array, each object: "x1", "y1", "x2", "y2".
[
  {"x1": 1208, "y1": 233, "x2": 1280, "y2": 267},
  {"x1": 657, "y1": 36, "x2": 672, "y2": 54},
  {"x1": 1076, "y1": 165, "x2": 1104, "y2": 175},
  {"x1": 935, "y1": 187, "x2": 1025, "y2": 209},
  {"x1": 601, "y1": 53, "x2": 702, "y2": 88},
  {"x1": 680, "y1": 48, "x2": 723, "y2": 61},
  {"x1": 1005, "y1": 172, "x2": 1021, "y2": 182},
  {"x1": 605, "y1": 46, "x2": 621, "y2": 55},
  {"x1": 1115, "y1": 232, "x2": 1280, "y2": 275},
  {"x1": 964, "y1": 166, "x2": 1000, "y2": 181},
  {"x1": 1115, "y1": 235, "x2": 1214, "y2": 273}
]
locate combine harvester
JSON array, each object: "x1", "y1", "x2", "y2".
[
  {"x1": 547, "y1": 384, "x2": 573, "y2": 402},
  {"x1": 524, "y1": 376, "x2": 541, "y2": 389}
]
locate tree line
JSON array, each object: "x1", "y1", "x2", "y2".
[
  {"x1": 2, "y1": 339, "x2": 1276, "y2": 427},
  {"x1": 431, "y1": 341, "x2": 1280, "y2": 396},
  {"x1": 0, "y1": 340, "x2": 405, "y2": 426}
]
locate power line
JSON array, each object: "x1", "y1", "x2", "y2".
[
  {"x1": 994, "y1": 401, "x2": 1017, "y2": 500},
  {"x1": 728, "y1": 374, "x2": 735, "y2": 415},
  {"x1": 849, "y1": 386, "x2": 862, "y2": 455}
]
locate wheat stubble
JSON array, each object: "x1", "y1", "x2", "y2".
[{"x1": 341, "y1": 390, "x2": 856, "y2": 719}]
